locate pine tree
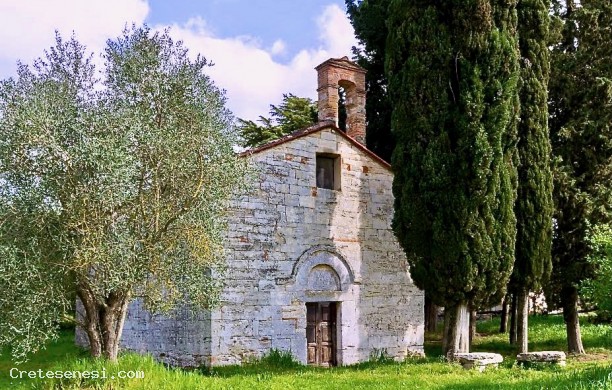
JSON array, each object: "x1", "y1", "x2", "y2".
[
  {"x1": 238, "y1": 94, "x2": 317, "y2": 148},
  {"x1": 386, "y1": 0, "x2": 520, "y2": 358},
  {"x1": 509, "y1": 0, "x2": 554, "y2": 354},
  {"x1": 548, "y1": 0, "x2": 612, "y2": 354}
]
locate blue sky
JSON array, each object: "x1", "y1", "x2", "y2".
[
  {"x1": 0, "y1": 0, "x2": 357, "y2": 120},
  {"x1": 147, "y1": 0, "x2": 350, "y2": 62}
]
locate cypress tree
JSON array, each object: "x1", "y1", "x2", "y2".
[
  {"x1": 347, "y1": 0, "x2": 440, "y2": 332},
  {"x1": 510, "y1": 0, "x2": 554, "y2": 354},
  {"x1": 548, "y1": 0, "x2": 612, "y2": 354},
  {"x1": 386, "y1": 0, "x2": 520, "y2": 358},
  {"x1": 346, "y1": 0, "x2": 394, "y2": 162}
]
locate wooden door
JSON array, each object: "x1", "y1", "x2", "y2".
[{"x1": 306, "y1": 302, "x2": 337, "y2": 366}]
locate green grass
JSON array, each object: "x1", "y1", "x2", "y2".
[
  {"x1": 425, "y1": 314, "x2": 612, "y2": 358},
  {"x1": 1, "y1": 315, "x2": 610, "y2": 389}
]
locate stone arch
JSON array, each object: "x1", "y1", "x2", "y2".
[{"x1": 291, "y1": 246, "x2": 354, "y2": 292}]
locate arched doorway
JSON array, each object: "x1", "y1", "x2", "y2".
[{"x1": 290, "y1": 246, "x2": 355, "y2": 366}]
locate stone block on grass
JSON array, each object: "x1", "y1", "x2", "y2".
[
  {"x1": 454, "y1": 352, "x2": 504, "y2": 372},
  {"x1": 516, "y1": 351, "x2": 566, "y2": 367}
]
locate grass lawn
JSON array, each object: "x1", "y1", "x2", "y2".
[{"x1": 0, "y1": 315, "x2": 610, "y2": 389}]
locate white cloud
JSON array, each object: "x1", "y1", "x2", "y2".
[
  {"x1": 0, "y1": 1, "x2": 357, "y2": 122},
  {"x1": 270, "y1": 39, "x2": 287, "y2": 56},
  {"x1": 316, "y1": 4, "x2": 359, "y2": 59},
  {"x1": 158, "y1": 4, "x2": 358, "y2": 121},
  {"x1": 0, "y1": 0, "x2": 149, "y2": 77}
]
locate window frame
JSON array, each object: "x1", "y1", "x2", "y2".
[{"x1": 316, "y1": 153, "x2": 341, "y2": 191}]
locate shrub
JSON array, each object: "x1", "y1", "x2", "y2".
[
  {"x1": 259, "y1": 349, "x2": 301, "y2": 369},
  {"x1": 582, "y1": 224, "x2": 612, "y2": 322}
]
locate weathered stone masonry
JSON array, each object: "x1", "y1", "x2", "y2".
[{"x1": 317, "y1": 57, "x2": 367, "y2": 144}]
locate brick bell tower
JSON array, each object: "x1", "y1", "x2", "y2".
[{"x1": 315, "y1": 57, "x2": 367, "y2": 145}]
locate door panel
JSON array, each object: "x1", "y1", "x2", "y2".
[
  {"x1": 306, "y1": 303, "x2": 317, "y2": 365},
  {"x1": 305, "y1": 302, "x2": 337, "y2": 366}
]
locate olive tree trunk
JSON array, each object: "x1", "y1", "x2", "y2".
[
  {"x1": 77, "y1": 284, "x2": 130, "y2": 362},
  {"x1": 442, "y1": 302, "x2": 470, "y2": 360},
  {"x1": 562, "y1": 286, "x2": 585, "y2": 354}
]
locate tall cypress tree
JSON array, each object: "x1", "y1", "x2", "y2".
[
  {"x1": 347, "y1": 0, "x2": 440, "y2": 332},
  {"x1": 386, "y1": 0, "x2": 520, "y2": 358},
  {"x1": 548, "y1": 0, "x2": 612, "y2": 354},
  {"x1": 509, "y1": 0, "x2": 554, "y2": 354}
]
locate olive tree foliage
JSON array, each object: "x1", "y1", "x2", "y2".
[{"x1": 0, "y1": 26, "x2": 248, "y2": 362}]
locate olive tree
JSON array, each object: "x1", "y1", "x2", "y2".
[{"x1": 0, "y1": 26, "x2": 247, "y2": 362}]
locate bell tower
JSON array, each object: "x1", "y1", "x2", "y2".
[{"x1": 315, "y1": 57, "x2": 367, "y2": 145}]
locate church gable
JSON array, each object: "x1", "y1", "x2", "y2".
[{"x1": 247, "y1": 126, "x2": 393, "y2": 198}]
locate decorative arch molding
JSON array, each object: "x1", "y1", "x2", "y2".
[{"x1": 285, "y1": 245, "x2": 356, "y2": 292}]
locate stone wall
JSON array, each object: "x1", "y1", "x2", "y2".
[
  {"x1": 75, "y1": 299, "x2": 212, "y2": 367},
  {"x1": 122, "y1": 301, "x2": 212, "y2": 367}
]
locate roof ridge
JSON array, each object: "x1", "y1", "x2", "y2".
[{"x1": 239, "y1": 121, "x2": 391, "y2": 171}]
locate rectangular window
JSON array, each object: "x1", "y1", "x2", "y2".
[{"x1": 316, "y1": 154, "x2": 340, "y2": 190}]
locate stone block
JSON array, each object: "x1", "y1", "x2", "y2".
[
  {"x1": 454, "y1": 353, "x2": 504, "y2": 372},
  {"x1": 516, "y1": 351, "x2": 566, "y2": 366}
]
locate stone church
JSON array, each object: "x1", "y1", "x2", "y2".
[{"x1": 81, "y1": 57, "x2": 424, "y2": 367}]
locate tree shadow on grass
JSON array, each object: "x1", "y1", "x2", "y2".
[
  {"x1": 440, "y1": 364, "x2": 612, "y2": 390},
  {"x1": 201, "y1": 353, "x2": 439, "y2": 378}
]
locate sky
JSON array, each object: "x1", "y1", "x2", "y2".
[{"x1": 0, "y1": 0, "x2": 358, "y2": 121}]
